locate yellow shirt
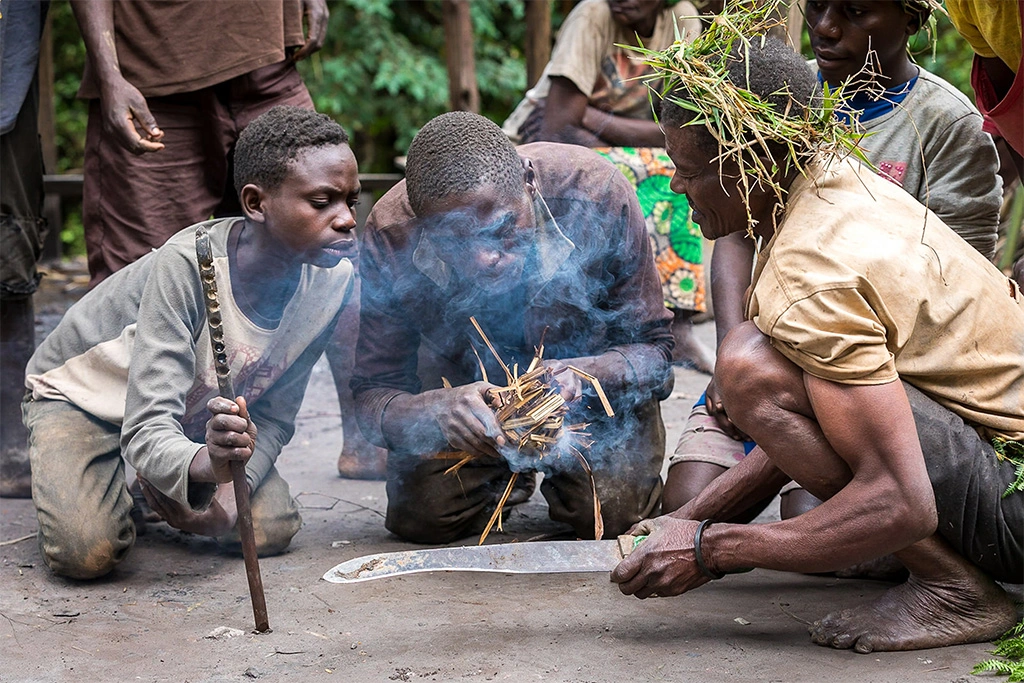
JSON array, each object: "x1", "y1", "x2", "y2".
[
  {"x1": 947, "y1": 0, "x2": 1022, "y2": 72},
  {"x1": 747, "y1": 157, "x2": 1024, "y2": 441}
]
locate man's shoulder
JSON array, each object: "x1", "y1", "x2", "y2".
[
  {"x1": 909, "y1": 68, "x2": 980, "y2": 116},
  {"x1": 519, "y1": 142, "x2": 628, "y2": 201}
]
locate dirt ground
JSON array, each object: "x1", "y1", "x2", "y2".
[{"x1": 0, "y1": 263, "x2": 1014, "y2": 682}]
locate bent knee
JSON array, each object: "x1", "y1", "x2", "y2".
[
  {"x1": 39, "y1": 523, "x2": 134, "y2": 580},
  {"x1": 716, "y1": 322, "x2": 800, "y2": 408},
  {"x1": 384, "y1": 507, "x2": 469, "y2": 544},
  {"x1": 219, "y1": 509, "x2": 303, "y2": 557}
]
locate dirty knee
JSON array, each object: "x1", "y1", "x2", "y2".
[{"x1": 39, "y1": 524, "x2": 134, "y2": 580}]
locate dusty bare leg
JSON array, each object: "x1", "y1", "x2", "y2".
[
  {"x1": 810, "y1": 534, "x2": 1017, "y2": 652},
  {"x1": 670, "y1": 309, "x2": 715, "y2": 374},
  {"x1": 718, "y1": 324, "x2": 1016, "y2": 651},
  {"x1": 1, "y1": 296, "x2": 33, "y2": 498}
]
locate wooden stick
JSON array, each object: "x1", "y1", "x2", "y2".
[
  {"x1": 196, "y1": 226, "x2": 270, "y2": 634},
  {"x1": 478, "y1": 473, "x2": 518, "y2": 545}
]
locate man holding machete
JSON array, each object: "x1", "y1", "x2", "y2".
[
  {"x1": 22, "y1": 106, "x2": 359, "y2": 578},
  {"x1": 610, "y1": 19, "x2": 1024, "y2": 654}
]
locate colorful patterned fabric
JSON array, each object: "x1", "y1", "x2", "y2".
[{"x1": 594, "y1": 146, "x2": 705, "y2": 313}]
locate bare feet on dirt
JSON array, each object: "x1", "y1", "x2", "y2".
[
  {"x1": 809, "y1": 571, "x2": 1019, "y2": 653},
  {"x1": 337, "y1": 446, "x2": 387, "y2": 480},
  {"x1": 834, "y1": 554, "x2": 909, "y2": 583}
]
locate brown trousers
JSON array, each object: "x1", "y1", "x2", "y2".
[
  {"x1": 83, "y1": 60, "x2": 313, "y2": 286},
  {"x1": 384, "y1": 399, "x2": 665, "y2": 544},
  {"x1": 25, "y1": 398, "x2": 301, "y2": 579}
]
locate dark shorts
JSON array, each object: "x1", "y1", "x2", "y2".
[
  {"x1": 907, "y1": 382, "x2": 1024, "y2": 583},
  {"x1": 83, "y1": 60, "x2": 313, "y2": 285},
  {"x1": 1, "y1": 76, "x2": 47, "y2": 300}
]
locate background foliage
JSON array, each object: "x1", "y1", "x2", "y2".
[{"x1": 47, "y1": 0, "x2": 984, "y2": 252}]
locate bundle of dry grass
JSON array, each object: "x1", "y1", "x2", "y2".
[{"x1": 441, "y1": 317, "x2": 612, "y2": 544}]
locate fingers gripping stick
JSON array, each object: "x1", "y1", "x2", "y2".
[{"x1": 196, "y1": 226, "x2": 270, "y2": 633}]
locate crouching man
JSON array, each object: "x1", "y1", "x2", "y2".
[
  {"x1": 24, "y1": 106, "x2": 360, "y2": 578},
  {"x1": 611, "y1": 34, "x2": 1024, "y2": 652},
  {"x1": 352, "y1": 112, "x2": 673, "y2": 543}
]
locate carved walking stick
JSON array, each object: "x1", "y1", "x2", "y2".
[{"x1": 195, "y1": 225, "x2": 270, "y2": 633}]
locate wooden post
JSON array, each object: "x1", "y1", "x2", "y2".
[
  {"x1": 441, "y1": 0, "x2": 479, "y2": 113},
  {"x1": 525, "y1": 0, "x2": 552, "y2": 90},
  {"x1": 37, "y1": 10, "x2": 63, "y2": 262}
]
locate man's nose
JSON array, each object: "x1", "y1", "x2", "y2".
[
  {"x1": 811, "y1": 6, "x2": 841, "y2": 39},
  {"x1": 333, "y1": 205, "x2": 357, "y2": 232}
]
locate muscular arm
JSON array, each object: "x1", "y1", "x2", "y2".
[
  {"x1": 534, "y1": 77, "x2": 604, "y2": 146},
  {"x1": 70, "y1": 0, "x2": 164, "y2": 153},
  {"x1": 709, "y1": 232, "x2": 755, "y2": 349},
  {"x1": 614, "y1": 378, "x2": 939, "y2": 595},
  {"x1": 707, "y1": 378, "x2": 938, "y2": 575},
  {"x1": 581, "y1": 106, "x2": 668, "y2": 148}
]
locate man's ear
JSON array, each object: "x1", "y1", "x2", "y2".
[
  {"x1": 239, "y1": 184, "x2": 266, "y2": 223},
  {"x1": 522, "y1": 158, "x2": 537, "y2": 197}
]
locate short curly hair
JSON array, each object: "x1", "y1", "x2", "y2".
[
  {"x1": 233, "y1": 106, "x2": 350, "y2": 195},
  {"x1": 404, "y1": 111, "x2": 525, "y2": 216},
  {"x1": 661, "y1": 36, "x2": 818, "y2": 156}
]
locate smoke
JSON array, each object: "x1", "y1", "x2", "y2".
[{"x1": 353, "y1": 191, "x2": 672, "y2": 481}]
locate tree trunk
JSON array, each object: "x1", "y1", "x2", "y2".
[
  {"x1": 525, "y1": 0, "x2": 552, "y2": 90},
  {"x1": 442, "y1": 0, "x2": 480, "y2": 113}
]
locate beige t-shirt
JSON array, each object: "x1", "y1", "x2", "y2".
[
  {"x1": 502, "y1": 0, "x2": 701, "y2": 138},
  {"x1": 747, "y1": 157, "x2": 1024, "y2": 441}
]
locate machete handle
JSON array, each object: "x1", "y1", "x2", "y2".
[{"x1": 617, "y1": 534, "x2": 647, "y2": 559}]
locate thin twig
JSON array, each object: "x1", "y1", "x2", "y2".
[{"x1": 0, "y1": 532, "x2": 37, "y2": 547}]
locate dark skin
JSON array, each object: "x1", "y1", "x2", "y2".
[
  {"x1": 663, "y1": 0, "x2": 924, "y2": 514},
  {"x1": 611, "y1": 125, "x2": 1019, "y2": 652},
  {"x1": 141, "y1": 143, "x2": 361, "y2": 535},
  {"x1": 529, "y1": 0, "x2": 669, "y2": 147},
  {"x1": 380, "y1": 161, "x2": 668, "y2": 463},
  {"x1": 70, "y1": 0, "x2": 328, "y2": 155},
  {"x1": 525, "y1": 0, "x2": 715, "y2": 373}
]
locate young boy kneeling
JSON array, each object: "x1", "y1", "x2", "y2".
[{"x1": 24, "y1": 106, "x2": 360, "y2": 579}]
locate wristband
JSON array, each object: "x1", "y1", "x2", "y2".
[{"x1": 693, "y1": 519, "x2": 725, "y2": 580}]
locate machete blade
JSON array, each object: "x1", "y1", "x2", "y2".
[{"x1": 322, "y1": 539, "x2": 631, "y2": 584}]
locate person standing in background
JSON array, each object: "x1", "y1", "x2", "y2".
[{"x1": 1, "y1": 0, "x2": 50, "y2": 498}]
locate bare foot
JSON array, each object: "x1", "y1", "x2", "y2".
[
  {"x1": 809, "y1": 571, "x2": 1019, "y2": 652},
  {"x1": 834, "y1": 554, "x2": 908, "y2": 583},
  {"x1": 337, "y1": 447, "x2": 387, "y2": 481}
]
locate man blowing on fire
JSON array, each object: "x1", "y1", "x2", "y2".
[
  {"x1": 351, "y1": 111, "x2": 673, "y2": 543},
  {"x1": 23, "y1": 107, "x2": 360, "y2": 578}
]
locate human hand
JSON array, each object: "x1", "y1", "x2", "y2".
[
  {"x1": 705, "y1": 375, "x2": 749, "y2": 441},
  {"x1": 205, "y1": 396, "x2": 257, "y2": 484},
  {"x1": 292, "y1": 0, "x2": 329, "y2": 60},
  {"x1": 434, "y1": 382, "x2": 507, "y2": 460},
  {"x1": 138, "y1": 477, "x2": 238, "y2": 537},
  {"x1": 99, "y1": 76, "x2": 164, "y2": 154},
  {"x1": 610, "y1": 516, "x2": 712, "y2": 599},
  {"x1": 547, "y1": 360, "x2": 583, "y2": 404}
]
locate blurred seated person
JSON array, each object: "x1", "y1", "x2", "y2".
[{"x1": 503, "y1": 0, "x2": 713, "y2": 372}]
